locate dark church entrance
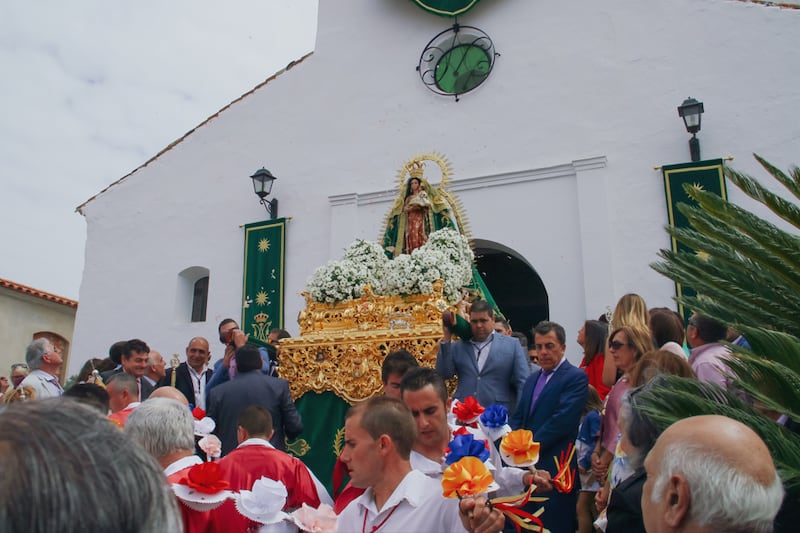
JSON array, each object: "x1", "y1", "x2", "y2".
[{"x1": 473, "y1": 239, "x2": 548, "y2": 343}]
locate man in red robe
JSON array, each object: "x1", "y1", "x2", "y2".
[{"x1": 213, "y1": 405, "x2": 323, "y2": 531}]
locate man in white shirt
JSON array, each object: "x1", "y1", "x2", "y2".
[
  {"x1": 400, "y1": 367, "x2": 550, "y2": 493},
  {"x1": 337, "y1": 395, "x2": 504, "y2": 533},
  {"x1": 19, "y1": 338, "x2": 63, "y2": 399}
]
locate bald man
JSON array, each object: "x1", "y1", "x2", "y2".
[
  {"x1": 641, "y1": 415, "x2": 784, "y2": 533},
  {"x1": 149, "y1": 386, "x2": 189, "y2": 407},
  {"x1": 159, "y1": 337, "x2": 213, "y2": 409}
]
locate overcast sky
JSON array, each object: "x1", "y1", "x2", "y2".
[{"x1": 0, "y1": 0, "x2": 317, "y2": 300}]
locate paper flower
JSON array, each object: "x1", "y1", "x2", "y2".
[
  {"x1": 292, "y1": 503, "x2": 338, "y2": 533},
  {"x1": 192, "y1": 407, "x2": 207, "y2": 420},
  {"x1": 445, "y1": 433, "x2": 490, "y2": 465},
  {"x1": 198, "y1": 434, "x2": 222, "y2": 460},
  {"x1": 479, "y1": 404, "x2": 508, "y2": 428},
  {"x1": 235, "y1": 477, "x2": 289, "y2": 524},
  {"x1": 500, "y1": 429, "x2": 541, "y2": 467},
  {"x1": 442, "y1": 456, "x2": 494, "y2": 498},
  {"x1": 453, "y1": 396, "x2": 485, "y2": 424},
  {"x1": 180, "y1": 461, "x2": 229, "y2": 494}
]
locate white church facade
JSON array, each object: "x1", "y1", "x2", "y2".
[{"x1": 70, "y1": 0, "x2": 800, "y2": 374}]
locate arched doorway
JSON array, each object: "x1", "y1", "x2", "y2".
[{"x1": 473, "y1": 239, "x2": 548, "y2": 341}]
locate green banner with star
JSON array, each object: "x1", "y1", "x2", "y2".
[
  {"x1": 242, "y1": 218, "x2": 286, "y2": 345},
  {"x1": 662, "y1": 159, "x2": 727, "y2": 322},
  {"x1": 408, "y1": 0, "x2": 481, "y2": 17}
]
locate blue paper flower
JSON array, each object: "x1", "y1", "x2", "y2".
[
  {"x1": 445, "y1": 433, "x2": 490, "y2": 465},
  {"x1": 480, "y1": 404, "x2": 508, "y2": 428}
]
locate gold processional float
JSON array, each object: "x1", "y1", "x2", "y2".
[
  {"x1": 277, "y1": 152, "x2": 486, "y2": 403},
  {"x1": 279, "y1": 281, "x2": 451, "y2": 402}
]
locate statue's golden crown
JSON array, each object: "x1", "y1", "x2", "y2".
[{"x1": 406, "y1": 160, "x2": 425, "y2": 179}]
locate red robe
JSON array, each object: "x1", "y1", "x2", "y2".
[
  {"x1": 210, "y1": 441, "x2": 321, "y2": 532},
  {"x1": 167, "y1": 463, "x2": 215, "y2": 533}
]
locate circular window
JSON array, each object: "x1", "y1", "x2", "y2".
[{"x1": 418, "y1": 24, "x2": 498, "y2": 100}]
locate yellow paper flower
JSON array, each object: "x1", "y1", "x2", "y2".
[
  {"x1": 500, "y1": 429, "x2": 541, "y2": 465},
  {"x1": 441, "y1": 456, "x2": 494, "y2": 498}
]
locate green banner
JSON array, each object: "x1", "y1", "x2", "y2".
[
  {"x1": 408, "y1": 0, "x2": 481, "y2": 17},
  {"x1": 242, "y1": 219, "x2": 286, "y2": 346},
  {"x1": 662, "y1": 159, "x2": 727, "y2": 322},
  {"x1": 286, "y1": 391, "x2": 351, "y2": 495}
]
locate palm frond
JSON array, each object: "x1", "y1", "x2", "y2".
[{"x1": 636, "y1": 376, "x2": 800, "y2": 492}]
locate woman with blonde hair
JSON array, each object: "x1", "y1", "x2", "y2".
[
  {"x1": 602, "y1": 294, "x2": 649, "y2": 387},
  {"x1": 591, "y1": 325, "x2": 654, "y2": 513}
]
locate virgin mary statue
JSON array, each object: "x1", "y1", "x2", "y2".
[
  {"x1": 380, "y1": 154, "x2": 504, "y2": 336},
  {"x1": 381, "y1": 159, "x2": 459, "y2": 258}
]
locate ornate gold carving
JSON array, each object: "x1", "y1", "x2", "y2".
[
  {"x1": 281, "y1": 280, "x2": 454, "y2": 402},
  {"x1": 286, "y1": 437, "x2": 311, "y2": 457}
]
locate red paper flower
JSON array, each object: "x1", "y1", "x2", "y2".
[
  {"x1": 453, "y1": 396, "x2": 485, "y2": 423},
  {"x1": 181, "y1": 462, "x2": 230, "y2": 494},
  {"x1": 453, "y1": 426, "x2": 471, "y2": 436},
  {"x1": 192, "y1": 407, "x2": 207, "y2": 420}
]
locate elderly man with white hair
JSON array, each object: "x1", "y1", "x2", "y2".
[
  {"x1": 18, "y1": 338, "x2": 63, "y2": 398},
  {"x1": 641, "y1": 414, "x2": 784, "y2": 533}
]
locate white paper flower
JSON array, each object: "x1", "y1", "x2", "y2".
[{"x1": 235, "y1": 477, "x2": 289, "y2": 525}]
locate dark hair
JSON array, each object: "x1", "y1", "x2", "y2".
[
  {"x1": 511, "y1": 332, "x2": 528, "y2": 349},
  {"x1": 235, "y1": 344, "x2": 263, "y2": 373},
  {"x1": 63, "y1": 383, "x2": 110, "y2": 414},
  {"x1": 269, "y1": 328, "x2": 291, "y2": 340},
  {"x1": 109, "y1": 341, "x2": 128, "y2": 365},
  {"x1": 381, "y1": 350, "x2": 419, "y2": 383},
  {"x1": 400, "y1": 367, "x2": 448, "y2": 406},
  {"x1": 469, "y1": 300, "x2": 494, "y2": 318},
  {"x1": 237, "y1": 405, "x2": 273, "y2": 437},
  {"x1": 218, "y1": 318, "x2": 238, "y2": 332},
  {"x1": 346, "y1": 396, "x2": 416, "y2": 460},
  {"x1": 584, "y1": 384, "x2": 603, "y2": 415},
  {"x1": 628, "y1": 349, "x2": 696, "y2": 388},
  {"x1": 691, "y1": 314, "x2": 728, "y2": 344},
  {"x1": 123, "y1": 339, "x2": 150, "y2": 359},
  {"x1": 495, "y1": 318, "x2": 511, "y2": 330},
  {"x1": 582, "y1": 320, "x2": 609, "y2": 365},
  {"x1": 649, "y1": 307, "x2": 685, "y2": 347},
  {"x1": 533, "y1": 320, "x2": 566, "y2": 345}
]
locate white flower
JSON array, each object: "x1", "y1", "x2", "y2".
[{"x1": 305, "y1": 228, "x2": 473, "y2": 304}]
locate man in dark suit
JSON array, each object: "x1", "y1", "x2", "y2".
[
  {"x1": 101, "y1": 339, "x2": 155, "y2": 401},
  {"x1": 436, "y1": 300, "x2": 530, "y2": 410},
  {"x1": 207, "y1": 343, "x2": 303, "y2": 455},
  {"x1": 510, "y1": 321, "x2": 588, "y2": 533},
  {"x1": 158, "y1": 337, "x2": 213, "y2": 410}
]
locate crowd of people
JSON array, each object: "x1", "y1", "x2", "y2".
[{"x1": 0, "y1": 295, "x2": 789, "y2": 532}]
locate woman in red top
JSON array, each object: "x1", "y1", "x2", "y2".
[{"x1": 577, "y1": 320, "x2": 612, "y2": 400}]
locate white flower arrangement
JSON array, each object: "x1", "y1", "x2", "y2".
[{"x1": 306, "y1": 228, "x2": 473, "y2": 305}]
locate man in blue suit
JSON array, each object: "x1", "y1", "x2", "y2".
[
  {"x1": 436, "y1": 300, "x2": 530, "y2": 410},
  {"x1": 510, "y1": 321, "x2": 588, "y2": 533}
]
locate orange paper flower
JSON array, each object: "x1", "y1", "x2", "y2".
[
  {"x1": 441, "y1": 456, "x2": 494, "y2": 498},
  {"x1": 500, "y1": 429, "x2": 541, "y2": 465}
]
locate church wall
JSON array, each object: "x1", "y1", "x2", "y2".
[{"x1": 71, "y1": 0, "x2": 800, "y2": 373}]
